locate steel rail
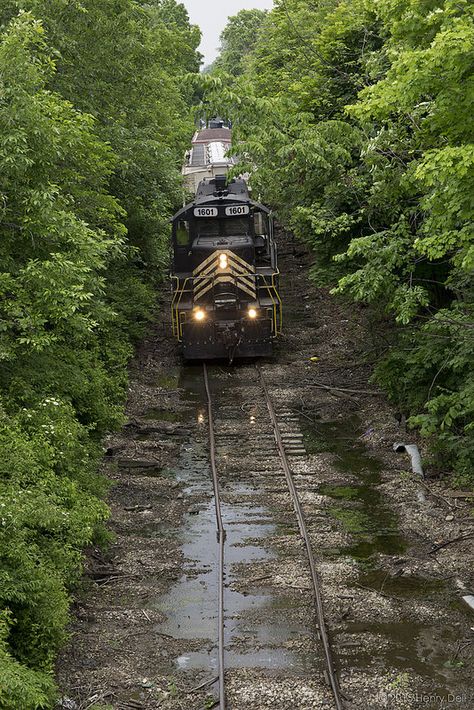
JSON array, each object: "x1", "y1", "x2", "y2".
[
  {"x1": 258, "y1": 365, "x2": 344, "y2": 710},
  {"x1": 203, "y1": 363, "x2": 227, "y2": 709}
]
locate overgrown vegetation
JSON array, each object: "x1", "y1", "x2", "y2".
[
  {"x1": 0, "y1": 2, "x2": 200, "y2": 706},
  {"x1": 203, "y1": 0, "x2": 474, "y2": 484},
  {"x1": 212, "y1": 8, "x2": 268, "y2": 77}
]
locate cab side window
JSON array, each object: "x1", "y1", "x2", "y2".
[
  {"x1": 254, "y1": 211, "x2": 269, "y2": 255},
  {"x1": 254, "y1": 212, "x2": 267, "y2": 236},
  {"x1": 176, "y1": 221, "x2": 189, "y2": 246}
]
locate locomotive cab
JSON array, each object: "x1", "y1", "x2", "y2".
[{"x1": 171, "y1": 176, "x2": 281, "y2": 360}]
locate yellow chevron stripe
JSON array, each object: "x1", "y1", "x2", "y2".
[
  {"x1": 194, "y1": 281, "x2": 256, "y2": 300},
  {"x1": 194, "y1": 262, "x2": 256, "y2": 285},
  {"x1": 194, "y1": 262, "x2": 255, "y2": 281},
  {"x1": 226, "y1": 249, "x2": 255, "y2": 271},
  {"x1": 194, "y1": 258, "x2": 256, "y2": 283},
  {"x1": 193, "y1": 249, "x2": 255, "y2": 277},
  {"x1": 194, "y1": 262, "x2": 255, "y2": 289},
  {"x1": 194, "y1": 270, "x2": 256, "y2": 294},
  {"x1": 226, "y1": 259, "x2": 254, "y2": 276},
  {"x1": 214, "y1": 278, "x2": 256, "y2": 299},
  {"x1": 193, "y1": 280, "x2": 215, "y2": 300},
  {"x1": 193, "y1": 250, "x2": 221, "y2": 274},
  {"x1": 194, "y1": 275, "x2": 256, "y2": 301},
  {"x1": 234, "y1": 281, "x2": 257, "y2": 298},
  {"x1": 192, "y1": 249, "x2": 257, "y2": 302},
  {"x1": 194, "y1": 258, "x2": 224, "y2": 278}
]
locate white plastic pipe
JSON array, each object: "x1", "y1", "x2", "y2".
[{"x1": 393, "y1": 442, "x2": 424, "y2": 477}]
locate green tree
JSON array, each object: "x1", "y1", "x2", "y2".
[
  {"x1": 0, "y1": 2, "x2": 200, "y2": 706},
  {"x1": 0, "y1": 0, "x2": 200, "y2": 278},
  {"x1": 0, "y1": 14, "x2": 114, "y2": 706},
  {"x1": 214, "y1": 8, "x2": 268, "y2": 77},
  {"x1": 203, "y1": 0, "x2": 474, "y2": 480}
]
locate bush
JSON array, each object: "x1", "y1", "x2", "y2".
[
  {"x1": 0, "y1": 3, "x2": 200, "y2": 706},
  {"x1": 203, "y1": 0, "x2": 474, "y2": 483}
]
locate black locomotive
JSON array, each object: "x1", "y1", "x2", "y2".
[{"x1": 171, "y1": 175, "x2": 281, "y2": 360}]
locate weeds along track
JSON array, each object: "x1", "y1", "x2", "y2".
[{"x1": 203, "y1": 362, "x2": 344, "y2": 710}]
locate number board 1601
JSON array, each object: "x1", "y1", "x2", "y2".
[
  {"x1": 225, "y1": 205, "x2": 250, "y2": 216},
  {"x1": 194, "y1": 207, "x2": 218, "y2": 217}
]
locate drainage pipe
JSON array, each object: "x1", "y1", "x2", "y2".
[{"x1": 393, "y1": 442, "x2": 424, "y2": 478}]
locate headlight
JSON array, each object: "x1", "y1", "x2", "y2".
[
  {"x1": 218, "y1": 253, "x2": 228, "y2": 270},
  {"x1": 248, "y1": 308, "x2": 258, "y2": 319},
  {"x1": 194, "y1": 309, "x2": 206, "y2": 322}
]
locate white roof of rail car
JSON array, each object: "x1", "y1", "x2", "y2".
[
  {"x1": 208, "y1": 141, "x2": 234, "y2": 165},
  {"x1": 188, "y1": 141, "x2": 234, "y2": 169}
]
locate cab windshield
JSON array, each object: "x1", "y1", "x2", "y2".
[{"x1": 196, "y1": 217, "x2": 250, "y2": 237}]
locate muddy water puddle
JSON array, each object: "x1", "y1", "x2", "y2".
[
  {"x1": 151, "y1": 365, "x2": 322, "y2": 677},
  {"x1": 302, "y1": 413, "x2": 472, "y2": 696},
  {"x1": 155, "y1": 369, "x2": 180, "y2": 390},
  {"x1": 339, "y1": 620, "x2": 465, "y2": 674},
  {"x1": 143, "y1": 407, "x2": 183, "y2": 423},
  {"x1": 302, "y1": 415, "x2": 406, "y2": 559},
  {"x1": 357, "y1": 569, "x2": 447, "y2": 599}
]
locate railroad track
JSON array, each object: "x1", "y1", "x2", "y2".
[
  {"x1": 202, "y1": 362, "x2": 344, "y2": 710},
  {"x1": 203, "y1": 363, "x2": 226, "y2": 709}
]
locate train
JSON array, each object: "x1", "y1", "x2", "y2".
[
  {"x1": 171, "y1": 120, "x2": 281, "y2": 361},
  {"x1": 182, "y1": 117, "x2": 235, "y2": 193}
]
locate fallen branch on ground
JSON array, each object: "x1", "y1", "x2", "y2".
[
  {"x1": 312, "y1": 381, "x2": 380, "y2": 396},
  {"x1": 429, "y1": 533, "x2": 474, "y2": 555},
  {"x1": 189, "y1": 676, "x2": 219, "y2": 693}
]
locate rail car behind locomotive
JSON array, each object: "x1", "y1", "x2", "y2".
[
  {"x1": 171, "y1": 175, "x2": 281, "y2": 360},
  {"x1": 182, "y1": 119, "x2": 235, "y2": 194}
]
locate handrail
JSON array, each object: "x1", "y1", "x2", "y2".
[
  {"x1": 170, "y1": 275, "x2": 180, "y2": 337},
  {"x1": 171, "y1": 276, "x2": 192, "y2": 339},
  {"x1": 258, "y1": 269, "x2": 282, "y2": 335}
]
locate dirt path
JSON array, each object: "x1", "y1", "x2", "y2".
[{"x1": 57, "y1": 233, "x2": 474, "y2": 710}]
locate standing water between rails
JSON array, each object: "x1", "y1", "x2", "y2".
[{"x1": 150, "y1": 365, "x2": 323, "y2": 677}]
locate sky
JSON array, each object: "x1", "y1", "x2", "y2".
[{"x1": 181, "y1": 0, "x2": 274, "y2": 66}]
